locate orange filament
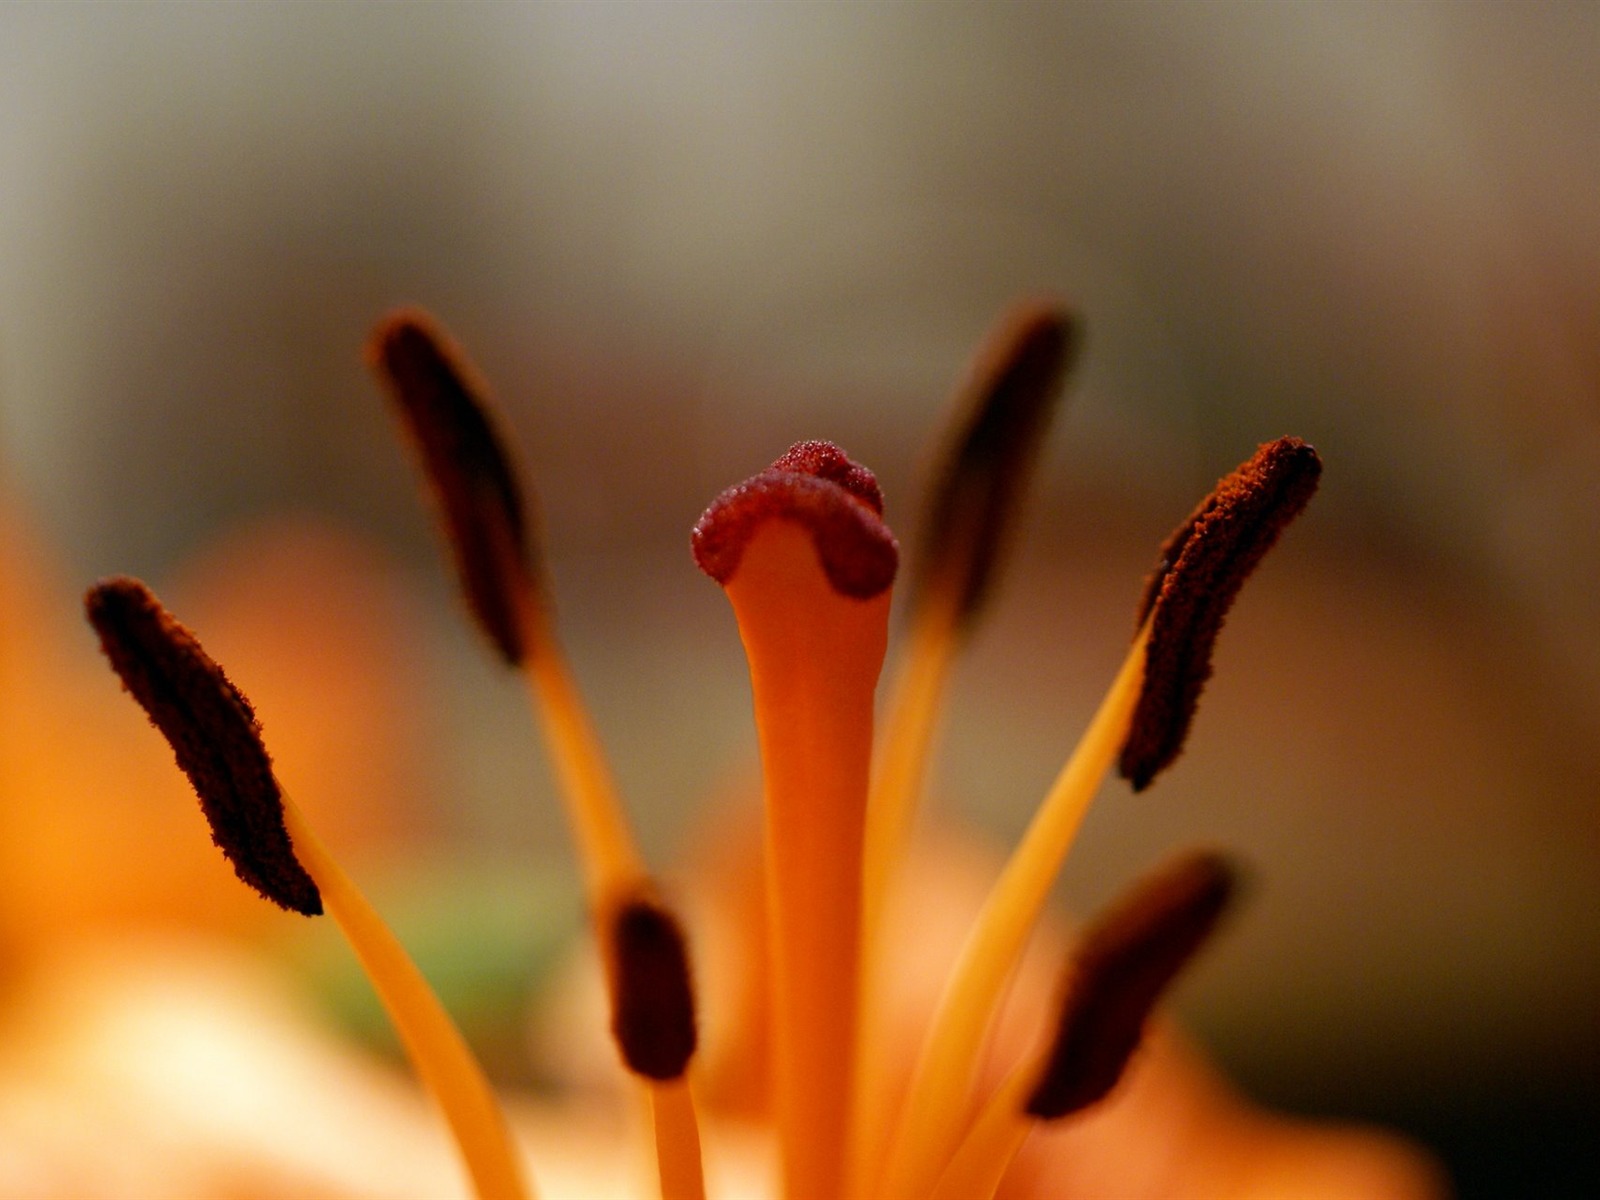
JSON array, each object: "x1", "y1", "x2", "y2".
[
  {"x1": 721, "y1": 520, "x2": 892, "y2": 1200},
  {"x1": 875, "y1": 620, "x2": 1150, "y2": 1200},
  {"x1": 519, "y1": 635, "x2": 646, "y2": 906},
  {"x1": 848, "y1": 589, "x2": 962, "y2": 1197},
  {"x1": 928, "y1": 1066, "x2": 1034, "y2": 1200},
  {"x1": 280, "y1": 795, "x2": 533, "y2": 1200},
  {"x1": 649, "y1": 1078, "x2": 708, "y2": 1200},
  {"x1": 861, "y1": 589, "x2": 962, "y2": 944}
]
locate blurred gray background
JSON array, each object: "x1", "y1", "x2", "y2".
[{"x1": 2, "y1": 4, "x2": 1595, "y2": 1196}]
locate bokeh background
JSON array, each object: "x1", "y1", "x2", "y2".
[{"x1": 1, "y1": 3, "x2": 1595, "y2": 1197}]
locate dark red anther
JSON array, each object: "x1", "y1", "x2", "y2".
[
  {"x1": 85, "y1": 577, "x2": 322, "y2": 916},
  {"x1": 1120, "y1": 437, "x2": 1322, "y2": 791}
]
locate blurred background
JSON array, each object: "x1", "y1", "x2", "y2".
[{"x1": 0, "y1": 3, "x2": 1595, "y2": 1197}]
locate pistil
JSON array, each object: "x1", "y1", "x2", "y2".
[{"x1": 693, "y1": 442, "x2": 898, "y2": 1200}]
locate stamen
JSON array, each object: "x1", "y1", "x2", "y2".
[
  {"x1": 1119, "y1": 436, "x2": 1321, "y2": 791},
  {"x1": 84, "y1": 578, "x2": 532, "y2": 1200},
  {"x1": 367, "y1": 308, "x2": 540, "y2": 666},
  {"x1": 606, "y1": 895, "x2": 707, "y2": 1200},
  {"x1": 853, "y1": 302, "x2": 1077, "y2": 1193},
  {"x1": 373, "y1": 311, "x2": 702, "y2": 1191},
  {"x1": 880, "y1": 438, "x2": 1315, "y2": 1199},
  {"x1": 864, "y1": 301, "x2": 1078, "y2": 919},
  {"x1": 874, "y1": 628, "x2": 1149, "y2": 1200},
  {"x1": 649, "y1": 1081, "x2": 708, "y2": 1200},
  {"x1": 694, "y1": 442, "x2": 897, "y2": 1200},
  {"x1": 1025, "y1": 848, "x2": 1238, "y2": 1118},
  {"x1": 280, "y1": 803, "x2": 535, "y2": 1200},
  {"x1": 84, "y1": 576, "x2": 321, "y2": 916},
  {"x1": 370, "y1": 308, "x2": 644, "y2": 898},
  {"x1": 928, "y1": 850, "x2": 1238, "y2": 1200},
  {"x1": 926, "y1": 1069, "x2": 1033, "y2": 1200},
  {"x1": 519, "y1": 648, "x2": 647, "y2": 901}
]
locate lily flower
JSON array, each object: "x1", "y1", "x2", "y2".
[{"x1": 79, "y1": 300, "x2": 1444, "y2": 1200}]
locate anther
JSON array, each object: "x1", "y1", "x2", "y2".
[
  {"x1": 913, "y1": 301, "x2": 1079, "y2": 627},
  {"x1": 84, "y1": 576, "x2": 322, "y2": 916},
  {"x1": 1120, "y1": 437, "x2": 1322, "y2": 791},
  {"x1": 1025, "y1": 849, "x2": 1238, "y2": 1118},
  {"x1": 368, "y1": 309, "x2": 539, "y2": 666},
  {"x1": 608, "y1": 895, "x2": 700, "y2": 1082}
]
